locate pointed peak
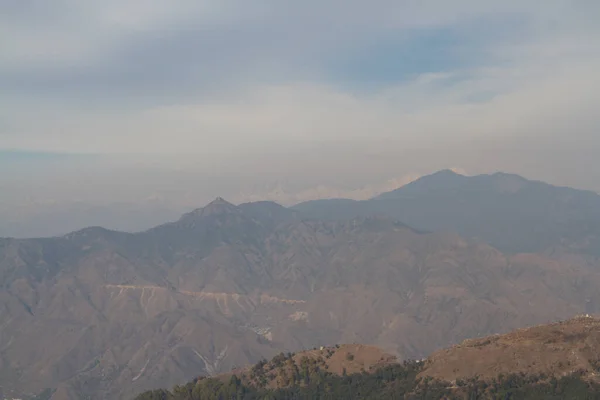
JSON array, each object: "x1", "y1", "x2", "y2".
[
  {"x1": 435, "y1": 168, "x2": 463, "y2": 176},
  {"x1": 180, "y1": 197, "x2": 239, "y2": 220},
  {"x1": 207, "y1": 196, "x2": 232, "y2": 206},
  {"x1": 201, "y1": 197, "x2": 238, "y2": 215}
]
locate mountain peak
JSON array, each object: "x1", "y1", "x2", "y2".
[
  {"x1": 433, "y1": 168, "x2": 464, "y2": 177},
  {"x1": 64, "y1": 226, "x2": 115, "y2": 241},
  {"x1": 180, "y1": 197, "x2": 240, "y2": 220},
  {"x1": 207, "y1": 196, "x2": 232, "y2": 206},
  {"x1": 419, "y1": 169, "x2": 468, "y2": 182},
  {"x1": 375, "y1": 169, "x2": 468, "y2": 199},
  {"x1": 200, "y1": 197, "x2": 238, "y2": 215}
]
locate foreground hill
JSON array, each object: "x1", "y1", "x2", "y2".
[
  {"x1": 421, "y1": 315, "x2": 600, "y2": 382},
  {"x1": 294, "y1": 170, "x2": 600, "y2": 254},
  {"x1": 134, "y1": 317, "x2": 600, "y2": 399},
  {"x1": 211, "y1": 343, "x2": 398, "y2": 392},
  {"x1": 4, "y1": 199, "x2": 600, "y2": 398}
]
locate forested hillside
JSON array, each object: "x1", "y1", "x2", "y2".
[
  {"x1": 134, "y1": 318, "x2": 600, "y2": 399},
  {"x1": 134, "y1": 356, "x2": 600, "y2": 400}
]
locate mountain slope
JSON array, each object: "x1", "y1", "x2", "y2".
[
  {"x1": 3, "y1": 198, "x2": 600, "y2": 398},
  {"x1": 293, "y1": 170, "x2": 600, "y2": 254},
  {"x1": 421, "y1": 315, "x2": 600, "y2": 382},
  {"x1": 134, "y1": 317, "x2": 600, "y2": 400}
]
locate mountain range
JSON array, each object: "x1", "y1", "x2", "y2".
[
  {"x1": 294, "y1": 169, "x2": 600, "y2": 254},
  {"x1": 3, "y1": 171, "x2": 600, "y2": 399}
]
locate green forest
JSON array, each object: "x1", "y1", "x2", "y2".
[{"x1": 134, "y1": 359, "x2": 600, "y2": 400}]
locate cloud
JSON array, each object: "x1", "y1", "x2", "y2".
[
  {"x1": 1, "y1": 1, "x2": 592, "y2": 98},
  {"x1": 2, "y1": 1, "x2": 598, "y2": 152},
  {"x1": 2, "y1": 0, "x2": 600, "y2": 237},
  {"x1": 2, "y1": 53, "x2": 599, "y2": 155}
]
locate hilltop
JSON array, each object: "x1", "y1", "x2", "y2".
[
  {"x1": 220, "y1": 344, "x2": 398, "y2": 389},
  {"x1": 135, "y1": 317, "x2": 600, "y2": 399},
  {"x1": 421, "y1": 315, "x2": 600, "y2": 382}
]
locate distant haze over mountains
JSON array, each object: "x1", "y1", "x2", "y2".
[
  {"x1": 295, "y1": 170, "x2": 600, "y2": 254},
  {"x1": 3, "y1": 171, "x2": 600, "y2": 398},
  {"x1": 2, "y1": 169, "x2": 599, "y2": 240},
  {"x1": 0, "y1": 172, "x2": 425, "y2": 238}
]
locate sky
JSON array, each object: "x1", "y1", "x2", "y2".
[{"x1": 1, "y1": 0, "x2": 600, "y2": 237}]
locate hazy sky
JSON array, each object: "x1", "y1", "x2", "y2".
[{"x1": 1, "y1": 0, "x2": 600, "y2": 236}]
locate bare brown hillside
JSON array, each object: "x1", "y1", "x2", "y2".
[
  {"x1": 217, "y1": 344, "x2": 397, "y2": 390},
  {"x1": 4, "y1": 198, "x2": 600, "y2": 399},
  {"x1": 134, "y1": 318, "x2": 600, "y2": 400},
  {"x1": 420, "y1": 316, "x2": 600, "y2": 382}
]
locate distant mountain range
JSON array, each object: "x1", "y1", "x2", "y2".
[
  {"x1": 3, "y1": 171, "x2": 600, "y2": 399},
  {"x1": 294, "y1": 170, "x2": 600, "y2": 254}
]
